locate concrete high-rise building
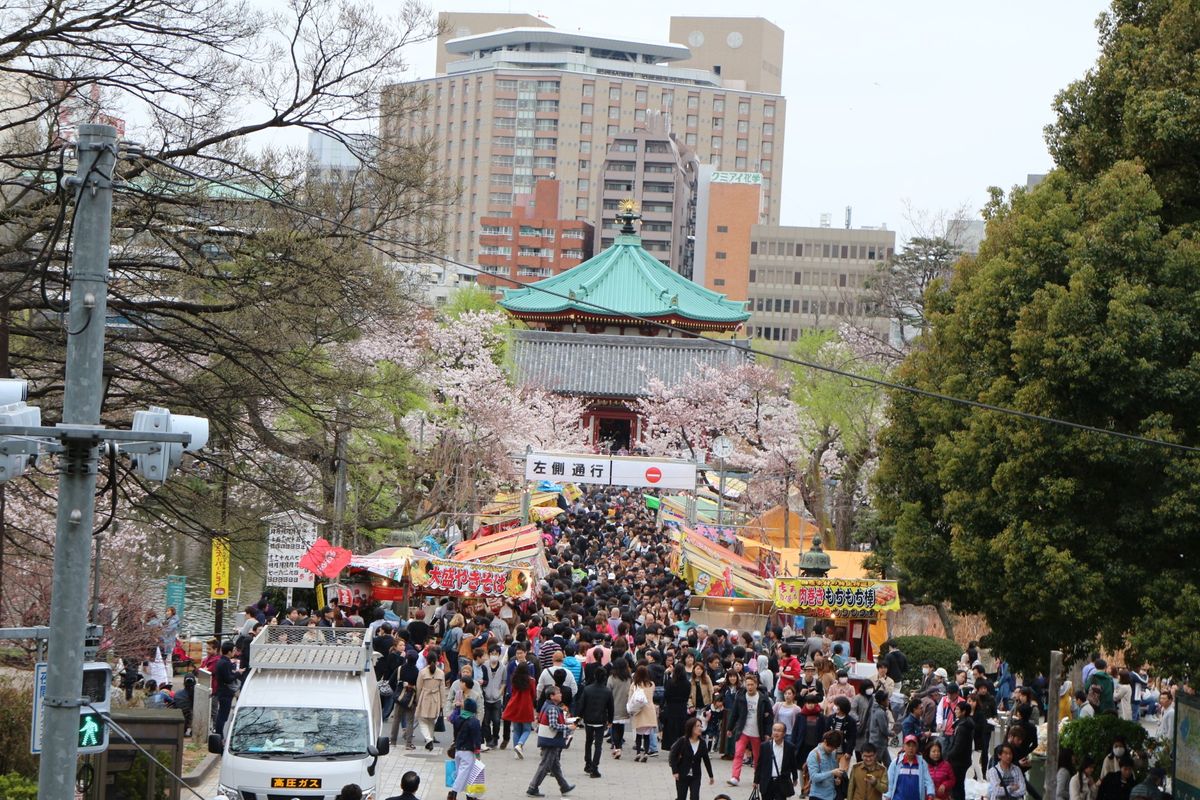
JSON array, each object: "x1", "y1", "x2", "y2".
[
  {"x1": 744, "y1": 225, "x2": 896, "y2": 347},
  {"x1": 667, "y1": 17, "x2": 785, "y2": 93},
  {"x1": 477, "y1": 178, "x2": 593, "y2": 287},
  {"x1": 435, "y1": 12, "x2": 552, "y2": 76},
  {"x1": 692, "y1": 168, "x2": 763, "y2": 302},
  {"x1": 380, "y1": 17, "x2": 786, "y2": 270}
]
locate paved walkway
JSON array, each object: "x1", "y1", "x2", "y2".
[{"x1": 196, "y1": 739, "x2": 721, "y2": 799}]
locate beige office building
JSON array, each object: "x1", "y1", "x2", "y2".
[
  {"x1": 381, "y1": 14, "x2": 785, "y2": 270},
  {"x1": 744, "y1": 225, "x2": 896, "y2": 346}
]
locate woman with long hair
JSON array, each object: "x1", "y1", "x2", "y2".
[
  {"x1": 502, "y1": 661, "x2": 537, "y2": 759},
  {"x1": 690, "y1": 662, "x2": 714, "y2": 716},
  {"x1": 414, "y1": 646, "x2": 445, "y2": 751},
  {"x1": 630, "y1": 664, "x2": 659, "y2": 762},
  {"x1": 662, "y1": 663, "x2": 691, "y2": 750},
  {"x1": 608, "y1": 655, "x2": 632, "y2": 759},
  {"x1": 669, "y1": 716, "x2": 715, "y2": 800},
  {"x1": 719, "y1": 671, "x2": 742, "y2": 759}
]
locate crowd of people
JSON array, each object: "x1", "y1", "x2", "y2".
[{"x1": 183, "y1": 485, "x2": 1182, "y2": 800}]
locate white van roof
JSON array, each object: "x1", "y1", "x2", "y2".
[
  {"x1": 250, "y1": 625, "x2": 373, "y2": 673},
  {"x1": 242, "y1": 668, "x2": 369, "y2": 709}
]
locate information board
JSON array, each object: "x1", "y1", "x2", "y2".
[{"x1": 264, "y1": 510, "x2": 320, "y2": 588}]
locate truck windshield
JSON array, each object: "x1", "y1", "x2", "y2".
[{"x1": 228, "y1": 707, "x2": 369, "y2": 757}]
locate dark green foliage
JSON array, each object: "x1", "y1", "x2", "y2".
[
  {"x1": 1059, "y1": 715, "x2": 1148, "y2": 769},
  {"x1": 891, "y1": 636, "x2": 962, "y2": 688},
  {"x1": 0, "y1": 682, "x2": 37, "y2": 779},
  {"x1": 0, "y1": 773, "x2": 39, "y2": 800}
]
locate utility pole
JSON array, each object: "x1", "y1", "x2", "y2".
[
  {"x1": 38, "y1": 123, "x2": 117, "y2": 800},
  {"x1": 331, "y1": 419, "x2": 347, "y2": 548},
  {"x1": 782, "y1": 463, "x2": 792, "y2": 550},
  {"x1": 1044, "y1": 650, "x2": 1064, "y2": 800}
]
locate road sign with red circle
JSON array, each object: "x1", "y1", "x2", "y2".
[{"x1": 645, "y1": 467, "x2": 662, "y2": 483}]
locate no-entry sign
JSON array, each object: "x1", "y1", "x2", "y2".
[{"x1": 644, "y1": 467, "x2": 662, "y2": 483}]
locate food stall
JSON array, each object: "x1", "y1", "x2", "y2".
[
  {"x1": 671, "y1": 528, "x2": 774, "y2": 632},
  {"x1": 771, "y1": 575, "x2": 899, "y2": 672}
]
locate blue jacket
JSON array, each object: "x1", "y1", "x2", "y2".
[
  {"x1": 806, "y1": 744, "x2": 841, "y2": 800},
  {"x1": 884, "y1": 755, "x2": 935, "y2": 800}
]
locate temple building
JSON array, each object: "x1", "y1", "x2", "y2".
[{"x1": 500, "y1": 204, "x2": 751, "y2": 449}]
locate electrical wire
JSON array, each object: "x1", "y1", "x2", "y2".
[
  {"x1": 86, "y1": 703, "x2": 210, "y2": 800},
  {"x1": 139, "y1": 154, "x2": 1200, "y2": 456}
]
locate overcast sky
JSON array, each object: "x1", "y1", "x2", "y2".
[{"x1": 387, "y1": 0, "x2": 1110, "y2": 239}]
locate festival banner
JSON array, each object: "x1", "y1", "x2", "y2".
[
  {"x1": 408, "y1": 557, "x2": 531, "y2": 598},
  {"x1": 773, "y1": 577, "x2": 900, "y2": 618},
  {"x1": 210, "y1": 537, "x2": 230, "y2": 599}
]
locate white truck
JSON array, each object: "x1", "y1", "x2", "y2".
[{"x1": 208, "y1": 626, "x2": 390, "y2": 800}]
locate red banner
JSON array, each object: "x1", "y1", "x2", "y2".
[{"x1": 298, "y1": 538, "x2": 353, "y2": 579}]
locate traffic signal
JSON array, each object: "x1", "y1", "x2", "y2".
[
  {"x1": 129, "y1": 406, "x2": 209, "y2": 481},
  {"x1": 79, "y1": 662, "x2": 111, "y2": 754}
]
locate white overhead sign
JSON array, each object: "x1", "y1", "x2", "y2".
[
  {"x1": 525, "y1": 452, "x2": 697, "y2": 490},
  {"x1": 263, "y1": 510, "x2": 320, "y2": 588}
]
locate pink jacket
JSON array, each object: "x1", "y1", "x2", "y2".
[{"x1": 927, "y1": 758, "x2": 956, "y2": 799}]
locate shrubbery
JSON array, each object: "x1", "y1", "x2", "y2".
[
  {"x1": 0, "y1": 772, "x2": 38, "y2": 799},
  {"x1": 890, "y1": 635, "x2": 962, "y2": 689},
  {"x1": 1060, "y1": 715, "x2": 1149, "y2": 769},
  {"x1": 0, "y1": 681, "x2": 36, "y2": 778}
]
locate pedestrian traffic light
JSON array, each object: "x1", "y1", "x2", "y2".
[{"x1": 79, "y1": 662, "x2": 111, "y2": 754}]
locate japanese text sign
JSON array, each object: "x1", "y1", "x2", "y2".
[
  {"x1": 525, "y1": 451, "x2": 696, "y2": 491},
  {"x1": 409, "y1": 558, "x2": 530, "y2": 598},
  {"x1": 773, "y1": 578, "x2": 899, "y2": 618},
  {"x1": 265, "y1": 510, "x2": 319, "y2": 588}
]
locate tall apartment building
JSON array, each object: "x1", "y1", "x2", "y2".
[
  {"x1": 380, "y1": 16, "x2": 785, "y2": 272},
  {"x1": 477, "y1": 178, "x2": 593, "y2": 287},
  {"x1": 692, "y1": 167, "x2": 763, "y2": 301},
  {"x1": 744, "y1": 225, "x2": 896, "y2": 347}
]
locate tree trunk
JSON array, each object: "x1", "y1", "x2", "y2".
[{"x1": 934, "y1": 602, "x2": 957, "y2": 641}]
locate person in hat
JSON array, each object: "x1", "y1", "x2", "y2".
[
  {"x1": 796, "y1": 658, "x2": 825, "y2": 703},
  {"x1": 449, "y1": 698, "x2": 483, "y2": 800}
]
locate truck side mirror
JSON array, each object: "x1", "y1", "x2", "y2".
[
  {"x1": 207, "y1": 733, "x2": 223, "y2": 755},
  {"x1": 374, "y1": 736, "x2": 390, "y2": 756}
]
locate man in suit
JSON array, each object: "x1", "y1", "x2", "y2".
[{"x1": 755, "y1": 722, "x2": 800, "y2": 800}]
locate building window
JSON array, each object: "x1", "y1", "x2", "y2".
[
  {"x1": 583, "y1": 83, "x2": 594, "y2": 97},
  {"x1": 735, "y1": 157, "x2": 746, "y2": 169},
  {"x1": 687, "y1": 115, "x2": 698, "y2": 127},
  {"x1": 717, "y1": 225, "x2": 728, "y2": 233},
  {"x1": 714, "y1": 278, "x2": 725, "y2": 286},
  {"x1": 713, "y1": 98, "x2": 725, "y2": 113},
  {"x1": 607, "y1": 125, "x2": 618, "y2": 135},
  {"x1": 839, "y1": 273, "x2": 848, "y2": 287},
  {"x1": 636, "y1": 89, "x2": 647, "y2": 103},
  {"x1": 579, "y1": 159, "x2": 589, "y2": 169},
  {"x1": 793, "y1": 271, "x2": 802, "y2": 284},
  {"x1": 749, "y1": 269, "x2": 756, "y2": 282},
  {"x1": 841, "y1": 245, "x2": 849, "y2": 258},
  {"x1": 783, "y1": 299, "x2": 791, "y2": 312},
  {"x1": 763, "y1": 123, "x2": 775, "y2": 136},
  {"x1": 536, "y1": 80, "x2": 559, "y2": 93},
  {"x1": 635, "y1": 108, "x2": 646, "y2": 122},
  {"x1": 581, "y1": 103, "x2": 593, "y2": 115},
  {"x1": 662, "y1": 90, "x2": 673, "y2": 108},
  {"x1": 685, "y1": 132, "x2": 697, "y2": 145},
  {"x1": 761, "y1": 159, "x2": 772, "y2": 172},
  {"x1": 774, "y1": 298, "x2": 783, "y2": 312},
  {"x1": 737, "y1": 119, "x2": 749, "y2": 133},
  {"x1": 581, "y1": 122, "x2": 592, "y2": 135},
  {"x1": 737, "y1": 138, "x2": 748, "y2": 152},
  {"x1": 762, "y1": 141, "x2": 773, "y2": 155},
  {"x1": 497, "y1": 79, "x2": 517, "y2": 91},
  {"x1": 738, "y1": 100, "x2": 750, "y2": 115},
  {"x1": 764, "y1": 104, "x2": 775, "y2": 118},
  {"x1": 755, "y1": 298, "x2": 764, "y2": 311},
  {"x1": 608, "y1": 106, "x2": 620, "y2": 119},
  {"x1": 716, "y1": 251, "x2": 727, "y2": 260},
  {"x1": 609, "y1": 86, "x2": 621, "y2": 100},
  {"x1": 712, "y1": 136, "x2": 722, "y2": 149},
  {"x1": 713, "y1": 118, "x2": 723, "y2": 131},
  {"x1": 750, "y1": 241, "x2": 758, "y2": 254},
  {"x1": 578, "y1": 179, "x2": 589, "y2": 191},
  {"x1": 580, "y1": 141, "x2": 591, "y2": 153}
]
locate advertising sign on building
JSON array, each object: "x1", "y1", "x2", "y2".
[
  {"x1": 409, "y1": 558, "x2": 531, "y2": 598},
  {"x1": 263, "y1": 510, "x2": 322, "y2": 588},
  {"x1": 525, "y1": 452, "x2": 697, "y2": 491},
  {"x1": 773, "y1": 578, "x2": 900, "y2": 618}
]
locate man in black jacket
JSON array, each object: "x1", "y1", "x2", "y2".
[
  {"x1": 755, "y1": 722, "x2": 800, "y2": 800},
  {"x1": 944, "y1": 700, "x2": 975, "y2": 800},
  {"x1": 727, "y1": 673, "x2": 774, "y2": 787},
  {"x1": 576, "y1": 664, "x2": 614, "y2": 778},
  {"x1": 213, "y1": 641, "x2": 244, "y2": 740}
]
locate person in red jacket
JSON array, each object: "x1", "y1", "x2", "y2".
[
  {"x1": 502, "y1": 662, "x2": 538, "y2": 759},
  {"x1": 924, "y1": 740, "x2": 956, "y2": 800},
  {"x1": 776, "y1": 644, "x2": 803, "y2": 701}
]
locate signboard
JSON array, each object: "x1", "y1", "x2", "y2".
[
  {"x1": 165, "y1": 575, "x2": 186, "y2": 619},
  {"x1": 210, "y1": 537, "x2": 230, "y2": 599},
  {"x1": 525, "y1": 452, "x2": 697, "y2": 491},
  {"x1": 409, "y1": 558, "x2": 531, "y2": 598},
  {"x1": 1176, "y1": 693, "x2": 1200, "y2": 800},
  {"x1": 773, "y1": 578, "x2": 900, "y2": 618},
  {"x1": 30, "y1": 661, "x2": 46, "y2": 754},
  {"x1": 710, "y1": 171, "x2": 763, "y2": 185},
  {"x1": 264, "y1": 511, "x2": 320, "y2": 588}
]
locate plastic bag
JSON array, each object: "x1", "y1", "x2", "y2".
[
  {"x1": 466, "y1": 760, "x2": 486, "y2": 796},
  {"x1": 965, "y1": 778, "x2": 990, "y2": 800},
  {"x1": 445, "y1": 758, "x2": 457, "y2": 788}
]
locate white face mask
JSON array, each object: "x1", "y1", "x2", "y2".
[
  {"x1": 922, "y1": 668, "x2": 931, "y2": 675},
  {"x1": 1113, "y1": 747, "x2": 1125, "y2": 757},
  {"x1": 490, "y1": 656, "x2": 500, "y2": 666},
  {"x1": 839, "y1": 677, "x2": 849, "y2": 684}
]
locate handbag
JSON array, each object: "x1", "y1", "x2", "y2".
[
  {"x1": 748, "y1": 787, "x2": 762, "y2": 800},
  {"x1": 398, "y1": 685, "x2": 416, "y2": 709},
  {"x1": 435, "y1": 711, "x2": 446, "y2": 732},
  {"x1": 466, "y1": 760, "x2": 487, "y2": 797},
  {"x1": 378, "y1": 679, "x2": 394, "y2": 697}
]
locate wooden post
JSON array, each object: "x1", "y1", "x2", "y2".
[{"x1": 1044, "y1": 650, "x2": 1064, "y2": 800}]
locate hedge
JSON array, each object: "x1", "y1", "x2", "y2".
[
  {"x1": 0, "y1": 773, "x2": 38, "y2": 799},
  {"x1": 1059, "y1": 715, "x2": 1149, "y2": 770},
  {"x1": 890, "y1": 635, "x2": 962, "y2": 689}
]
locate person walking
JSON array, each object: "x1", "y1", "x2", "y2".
[
  {"x1": 526, "y1": 685, "x2": 576, "y2": 798},
  {"x1": 390, "y1": 651, "x2": 419, "y2": 749},
  {"x1": 480, "y1": 646, "x2": 506, "y2": 750},
  {"x1": 670, "y1": 716, "x2": 715, "y2": 800},
  {"x1": 577, "y1": 662, "x2": 614, "y2": 778},
  {"x1": 945, "y1": 702, "x2": 975, "y2": 800},
  {"x1": 663, "y1": 663, "x2": 691, "y2": 750},
  {"x1": 807, "y1": 731, "x2": 847, "y2": 800},
  {"x1": 885, "y1": 735, "x2": 935, "y2": 800},
  {"x1": 608, "y1": 657, "x2": 632, "y2": 759},
  {"x1": 866, "y1": 691, "x2": 894, "y2": 767},
  {"x1": 849, "y1": 743, "x2": 890, "y2": 800},
  {"x1": 415, "y1": 648, "x2": 446, "y2": 751},
  {"x1": 448, "y1": 698, "x2": 482, "y2": 800},
  {"x1": 727, "y1": 672, "x2": 772, "y2": 787},
  {"x1": 755, "y1": 721, "x2": 801, "y2": 800},
  {"x1": 630, "y1": 664, "x2": 659, "y2": 762},
  {"x1": 503, "y1": 662, "x2": 537, "y2": 759}
]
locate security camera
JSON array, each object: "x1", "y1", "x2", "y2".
[{"x1": 0, "y1": 378, "x2": 28, "y2": 406}]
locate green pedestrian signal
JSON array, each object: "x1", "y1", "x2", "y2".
[{"x1": 78, "y1": 712, "x2": 103, "y2": 748}]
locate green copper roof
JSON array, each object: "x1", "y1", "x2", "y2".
[{"x1": 499, "y1": 233, "x2": 749, "y2": 328}]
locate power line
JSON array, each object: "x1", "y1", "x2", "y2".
[{"x1": 137, "y1": 154, "x2": 1200, "y2": 456}]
